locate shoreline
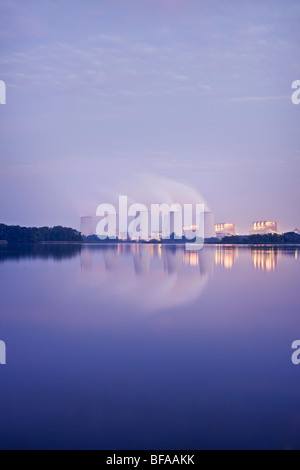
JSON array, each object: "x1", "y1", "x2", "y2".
[{"x1": 1, "y1": 241, "x2": 300, "y2": 248}]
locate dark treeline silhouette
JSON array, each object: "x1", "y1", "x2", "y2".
[
  {"x1": 0, "y1": 224, "x2": 82, "y2": 243},
  {"x1": 220, "y1": 232, "x2": 300, "y2": 244},
  {"x1": 84, "y1": 233, "x2": 201, "y2": 244},
  {"x1": 0, "y1": 243, "x2": 82, "y2": 262}
]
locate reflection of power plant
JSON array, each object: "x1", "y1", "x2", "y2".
[
  {"x1": 133, "y1": 245, "x2": 151, "y2": 274},
  {"x1": 79, "y1": 244, "x2": 216, "y2": 312},
  {"x1": 78, "y1": 244, "x2": 297, "y2": 313},
  {"x1": 252, "y1": 248, "x2": 278, "y2": 272},
  {"x1": 163, "y1": 247, "x2": 183, "y2": 274},
  {"x1": 198, "y1": 248, "x2": 215, "y2": 277},
  {"x1": 184, "y1": 251, "x2": 199, "y2": 267},
  {"x1": 104, "y1": 247, "x2": 119, "y2": 272},
  {"x1": 80, "y1": 244, "x2": 220, "y2": 277},
  {"x1": 214, "y1": 246, "x2": 238, "y2": 269},
  {"x1": 80, "y1": 246, "x2": 93, "y2": 271}
]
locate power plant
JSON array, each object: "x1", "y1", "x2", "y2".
[
  {"x1": 81, "y1": 207, "x2": 216, "y2": 240},
  {"x1": 80, "y1": 216, "x2": 94, "y2": 237},
  {"x1": 251, "y1": 221, "x2": 278, "y2": 234},
  {"x1": 81, "y1": 213, "x2": 300, "y2": 241},
  {"x1": 215, "y1": 223, "x2": 236, "y2": 240}
]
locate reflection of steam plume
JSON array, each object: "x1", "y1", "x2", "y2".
[
  {"x1": 163, "y1": 247, "x2": 183, "y2": 274},
  {"x1": 79, "y1": 244, "x2": 216, "y2": 312},
  {"x1": 198, "y1": 248, "x2": 215, "y2": 277}
]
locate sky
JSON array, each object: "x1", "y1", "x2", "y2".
[{"x1": 0, "y1": 0, "x2": 299, "y2": 234}]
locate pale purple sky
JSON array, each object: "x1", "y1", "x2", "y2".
[{"x1": 0, "y1": 0, "x2": 299, "y2": 234}]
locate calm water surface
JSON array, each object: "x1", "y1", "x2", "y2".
[{"x1": 0, "y1": 244, "x2": 299, "y2": 450}]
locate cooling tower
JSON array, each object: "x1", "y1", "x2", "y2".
[
  {"x1": 204, "y1": 212, "x2": 216, "y2": 239},
  {"x1": 80, "y1": 216, "x2": 93, "y2": 237}
]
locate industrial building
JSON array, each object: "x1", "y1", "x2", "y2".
[
  {"x1": 215, "y1": 223, "x2": 236, "y2": 240},
  {"x1": 80, "y1": 216, "x2": 94, "y2": 237},
  {"x1": 183, "y1": 211, "x2": 215, "y2": 240},
  {"x1": 82, "y1": 208, "x2": 216, "y2": 241},
  {"x1": 251, "y1": 221, "x2": 278, "y2": 234}
]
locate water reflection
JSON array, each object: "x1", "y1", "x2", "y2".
[
  {"x1": 1, "y1": 244, "x2": 299, "y2": 312},
  {"x1": 81, "y1": 244, "x2": 216, "y2": 274},
  {"x1": 80, "y1": 244, "x2": 215, "y2": 312},
  {"x1": 252, "y1": 248, "x2": 278, "y2": 272},
  {"x1": 0, "y1": 243, "x2": 82, "y2": 262},
  {"x1": 250, "y1": 246, "x2": 300, "y2": 271},
  {"x1": 215, "y1": 246, "x2": 238, "y2": 269},
  {"x1": 184, "y1": 251, "x2": 199, "y2": 267},
  {"x1": 1, "y1": 243, "x2": 300, "y2": 450},
  {"x1": 78, "y1": 244, "x2": 299, "y2": 312}
]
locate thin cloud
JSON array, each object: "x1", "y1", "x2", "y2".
[{"x1": 223, "y1": 95, "x2": 290, "y2": 103}]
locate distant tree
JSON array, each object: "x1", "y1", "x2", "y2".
[
  {"x1": 0, "y1": 224, "x2": 82, "y2": 243},
  {"x1": 220, "y1": 232, "x2": 300, "y2": 245}
]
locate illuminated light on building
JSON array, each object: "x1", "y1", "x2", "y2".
[
  {"x1": 183, "y1": 225, "x2": 199, "y2": 231},
  {"x1": 251, "y1": 221, "x2": 278, "y2": 234},
  {"x1": 252, "y1": 249, "x2": 278, "y2": 272},
  {"x1": 151, "y1": 232, "x2": 162, "y2": 241},
  {"x1": 183, "y1": 224, "x2": 199, "y2": 242},
  {"x1": 183, "y1": 211, "x2": 216, "y2": 240},
  {"x1": 215, "y1": 223, "x2": 236, "y2": 240},
  {"x1": 215, "y1": 223, "x2": 236, "y2": 234},
  {"x1": 80, "y1": 216, "x2": 94, "y2": 237}
]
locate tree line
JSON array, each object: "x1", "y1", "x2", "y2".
[
  {"x1": 0, "y1": 224, "x2": 82, "y2": 243},
  {"x1": 220, "y1": 232, "x2": 300, "y2": 244}
]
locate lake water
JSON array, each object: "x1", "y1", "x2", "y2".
[{"x1": 0, "y1": 243, "x2": 299, "y2": 450}]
